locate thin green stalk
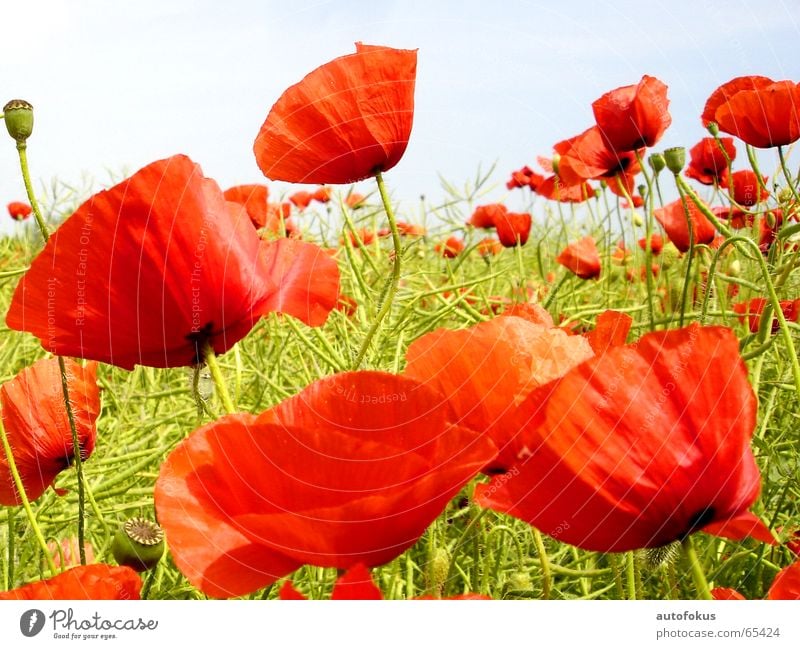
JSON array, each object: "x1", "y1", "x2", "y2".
[
  {"x1": 681, "y1": 536, "x2": 712, "y2": 600},
  {"x1": 202, "y1": 343, "x2": 236, "y2": 414},
  {"x1": 777, "y1": 146, "x2": 800, "y2": 204},
  {"x1": 16, "y1": 144, "x2": 50, "y2": 241},
  {"x1": 6, "y1": 507, "x2": 15, "y2": 588},
  {"x1": 625, "y1": 551, "x2": 637, "y2": 600},
  {"x1": 351, "y1": 171, "x2": 402, "y2": 369},
  {"x1": 673, "y1": 176, "x2": 696, "y2": 327},
  {"x1": 543, "y1": 273, "x2": 570, "y2": 309},
  {"x1": 0, "y1": 419, "x2": 58, "y2": 577},
  {"x1": 532, "y1": 528, "x2": 552, "y2": 599}
]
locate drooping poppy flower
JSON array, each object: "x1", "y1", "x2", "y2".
[
  {"x1": 468, "y1": 204, "x2": 507, "y2": 229},
  {"x1": 556, "y1": 236, "x2": 601, "y2": 279},
  {"x1": 404, "y1": 315, "x2": 593, "y2": 472},
  {"x1": 475, "y1": 324, "x2": 775, "y2": 553},
  {"x1": 0, "y1": 358, "x2": 99, "y2": 505},
  {"x1": 154, "y1": 372, "x2": 496, "y2": 598},
  {"x1": 223, "y1": 184, "x2": 270, "y2": 229},
  {"x1": 653, "y1": 197, "x2": 717, "y2": 253},
  {"x1": 583, "y1": 309, "x2": 632, "y2": 355},
  {"x1": 637, "y1": 233, "x2": 664, "y2": 254},
  {"x1": 0, "y1": 564, "x2": 141, "y2": 600},
  {"x1": 767, "y1": 561, "x2": 800, "y2": 600},
  {"x1": 7, "y1": 155, "x2": 338, "y2": 369},
  {"x1": 506, "y1": 165, "x2": 545, "y2": 191},
  {"x1": 435, "y1": 236, "x2": 464, "y2": 258},
  {"x1": 288, "y1": 190, "x2": 313, "y2": 210},
  {"x1": 555, "y1": 127, "x2": 643, "y2": 191},
  {"x1": 732, "y1": 297, "x2": 799, "y2": 334},
  {"x1": 477, "y1": 238, "x2": 503, "y2": 257},
  {"x1": 345, "y1": 192, "x2": 367, "y2": 209},
  {"x1": 311, "y1": 186, "x2": 332, "y2": 203},
  {"x1": 279, "y1": 564, "x2": 383, "y2": 600},
  {"x1": 708, "y1": 77, "x2": 800, "y2": 148},
  {"x1": 685, "y1": 137, "x2": 735, "y2": 186},
  {"x1": 724, "y1": 169, "x2": 769, "y2": 207},
  {"x1": 494, "y1": 211, "x2": 532, "y2": 247},
  {"x1": 254, "y1": 43, "x2": 417, "y2": 184},
  {"x1": 7, "y1": 201, "x2": 32, "y2": 221},
  {"x1": 591, "y1": 75, "x2": 671, "y2": 152}
]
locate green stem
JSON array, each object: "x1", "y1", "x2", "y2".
[
  {"x1": 543, "y1": 273, "x2": 570, "y2": 309},
  {"x1": 16, "y1": 144, "x2": 50, "y2": 241},
  {"x1": 625, "y1": 551, "x2": 637, "y2": 600},
  {"x1": 0, "y1": 419, "x2": 58, "y2": 577},
  {"x1": 202, "y1": 343, "x2": 236, "y2": 414},
  {"x1": 681, "y1": 536, "x2": 712, "y2": 600},
  {"x1": 57, "y1": 356, "x2": 87, "y2": 565},
  {"x1": 532, "y1": 528, "x2": 552, "y2": 599},
  {"x1": 673, "y1": 176, "x2": 695, "y2": 327},
  {"x1": 777, "y1": 146, "x2": 800, "y2": 204},
  {"x1": 6, "y1": 507, "x2": 15, "y2": 588},
  {"x1": 351, "y1": 171, "x2": 402, "y2": 369}
]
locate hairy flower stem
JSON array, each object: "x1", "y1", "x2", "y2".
[
  {"x1": 351, "y1": 171, "x2": 402, "y2": 369},
  {"x1": 625, "y1": 551, "x2": 637, "y2": 600},
  {"x1": 0, "y1": 420, "x2": 58, "y2": 576},
  {"x1": 16, "y1": 142, "x2": 88, "y2": 565},
  {"x1": 681, "y1": 536, "x2": 712, "y2": 600},
  {"x1": 202, "y1": 343, "x2": 236, "y2": 415}
]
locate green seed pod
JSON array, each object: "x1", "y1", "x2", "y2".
[
  {"x1": 3, "y1": 99, "x2": 34, "y2": 143},
  {"x1": 631, "y1": 211, "x2": 644, "y2": 227},
  {"x1": 427, "y1": 547, "x2": 450, "y2": 596},
  {"x1": 508, "y1": 571, "x2": 533, "y2": 591},
  {"x1": 648, "y1": 152, "x2": 666, "y2": 174},
  {"x1": 112, "y1": 517, "x2": 165, "y2": 572},
  {"x1": 727, "y1": 258, "x2": 741, "y2": 277},
  {"x1": 663, "y1": 147, "x2": 686, "y2": 174}
]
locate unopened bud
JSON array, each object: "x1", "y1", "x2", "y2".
[
  {"x1": 3, "y1": 99, "x2": 33, "y2": 144},
  {"x1": 664, "y1": 147, "x2": 686, "y2": 174},
  {"x1": 706, "y1": 122, "x2": 720, "y2": 137},
  {"x1": 648, "y1": 153, "x2": 666, "y2": 174}
]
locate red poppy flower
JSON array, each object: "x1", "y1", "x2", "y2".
[
  {"x1": 7, "y1": 155, "x2": 338, "y2": 369},
  {"x1": 336, "y1": 293, "x2": 358, "y2": 318},
  {"x1": 767, "y1": 561, "x2": 800, "y2": 600},
  {"x1": 707, "y1": 77, "x2": 800, "y2": 148},
  {"x1": 396, "y1": 221, "x2": 425, "y2": 237},
  {"x1": 583, "y1": 310, "x2": 632, "y2": 355},
  {"x1": 288, "y1": 190, "x2": 313, "y2": 210},
  {"x1": 1, "y1": 358, "x2": 99, "y2": 505},
  {"x1": 404, "y1": 315, "x2": 593, "y2": 471},
  {"x1": 556, "y1": 236, "x2": 601, "y2": 279},
  {"x1": 653, "y1": 197, "x2": 717, "y2": 253},
  {"x1": 712, "y1": 206, "x2": 754, "y2": 230},
  {"x1": 0, "y1": 565, "x2": 141, "y2": 600},
  {"x1": 477, "y1": 238, "x2": 503, "y2": 257},
  {"x1": 724, "y1": 169, "x2": 769, "y2": 207},
  {"x1": 759, "y1": 209, "x2": 784, "y2": 253},
  {"x1": 154, "y1": 372, "x2": 495, "y2": 598},
  {"x1": 223, "y1": 184, "x2": 270, "y2": 229},
  {"x1": 435, "y1": 236, "x2": 464, "y2": 258},
  {"x1": 475, "y1": 324, "x2": 774, "y2": 552},
  {"x1": 343, "y1": 227, "x2": 375, "y2": 247},
  {"x1": 711, "y1": 587, "x2": 746, "y2": 600},
  {"x1": 279, "y1": 564, "x2": 383, "y2": 600},
  {"x1": 535, "y1": 175, "x2": 595, "y2": 203},
  {"x1": 685, "y1": 137, "x2": 735, "y2": 185},
  {"x1": 732, "y1": 297, "x2": 799, "y2": 334},
  {"x1": 468, "y1": 204, "x2": 506, "y2": 229},
  {"x1": 254, "y1": 43, "x2": 417, "y2": 184},
  {"x1": 506, "y1": 166, "x2": 545, "y2": 191},
  {"x1": 345, "y1": 193, "x2": 367, "y2": 209},
  {"x1": 7, "y1": 201, "x2": 32, "y2": 221},
  {"x1": 312, "y1": 186, "x2": 332, "y2": 203},
  {"x1": 637, "y1": 233, "x2": 664, "y2": 254},
  {"x1": 494, "y1": 211, "x2": 531, "y2": 247},
  {"x1": 591, "y1": 75, "x2": 672, "y2": 152},
  {"x1": 555, "y1": 127, "x2": 643, "y2": 188}
]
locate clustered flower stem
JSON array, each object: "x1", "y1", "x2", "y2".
[{"x1": 15, "y1": 141, "x2": 88, "y2": 567}]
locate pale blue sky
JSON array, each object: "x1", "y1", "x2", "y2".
[{"x1": 1, "y1": 0, "x2": 798, "y2": 235}]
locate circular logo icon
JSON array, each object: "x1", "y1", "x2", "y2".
[{"x1": 20, "y1": 609, "x2": 45, "y2": 637}]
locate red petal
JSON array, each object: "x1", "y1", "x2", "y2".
[
  {"x1": 331, "y1": 564, "x2": 383, "y2": 600},
  {"x1": 584, "y1": 310, "x2": 633, "y2": 355},
  {"x1": 1, "y1": 359, "x2": 99, "y2": 505},
  {"x1": 654, "y1": 197, "x2": 717, "y2": 253},
  {"x1": 703, "y1": 511, "x2": 777, "y2": 545},
  {"x1": 260, "y1": 238, "x2": 340, "y2": 327},
  {"x1": 278, "y1": 581, "x2": 307, "y2": 600},
  {"x1": 556, "y1": 236, "x2": 601, "y2": 279},
  {"x1": 476, "y1": 325, "x2": 762, "y2": 552},
  {"x1": 0, "y1": 565, "x2": 141, "y2": 600},
  {"x1": 223, "y1": 184, "x2": 269, "y2": 229},
  {"x1": 715, "y1": 80, "x2": 800, "y2": 148},
  {"x1": 711, "y1": 587, "x2": 746, "y2": 600},
  {"x1": 254, "y1": 43, "x2": 417, "y2": 184},
  {"x1": 7, "y1": 155, "x2": 270, "y2": 369},
  {"x1": 701, "y1": 75, "x2": 774, "y2": 127},
  {"x1": 767, "y1": 561, "x2": 800, "y2": 600}
]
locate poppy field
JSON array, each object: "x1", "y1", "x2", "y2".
[{"x1": 1, "y1": 44, "x2": 800, "y2": 603}]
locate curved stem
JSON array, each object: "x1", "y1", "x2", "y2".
[
  {"x1": 351, "y1": 171, "x2": 402, "y2": 369},
  {"x1": 531, "y1": 528, "x2": 552, "y2": 599},
  {"x1": 681, "y1": 536, "x2": 712, "y2": 600},
  {"x1": 16, "y1": 144, "x2": 50, "y2": 241},
  {"x1": 0, "y1": 420, "x2": 58, "y2": 577},
  {"x1": 202, "y1": 343, "x2": 236, "y2": 415},
  {"x1": 778, "y1": 146, "x2": 800, "y2": 204}
]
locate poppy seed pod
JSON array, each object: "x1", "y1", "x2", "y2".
[
  {"x1": 112, "y1": 517, "x2": 165, "y2": 572},
  {"x1": 664, "y1": 147, "x2": 686, "y2": 174},
  {"x1": 648, "y1": 152, "x2": 666, "y2": 174},
  {"x1": 3, "y1": 99, "x2": 33, "y2": 143}
]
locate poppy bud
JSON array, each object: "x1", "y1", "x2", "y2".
[
  {"x1": 631, "y1": 211, "x2": 644, "y2": 227},
  {"x1": 508, "y1": 571, "x2": 533, "y2": 592},
  {"x1": 3, "y1": 99, "x2": 33, "y2": 144},
  {"x1": 727, "y1": 258, "x2": 741, "y2": 277},
  {"x1": 706, "y1": 121, "x2": 720, "y2": 137},
  {"x1": 648, "y1": 153, "x2": 666, "y2": 174},
  {"x1": 427, "y1": 547, "x2": 450, "y2": 596},
  {"x1": 551, "y1": 152, "x2": 561, "y2": 177},
  {"x1": 637, "y1": 184, "x2": 647, "y2": 199},
  {"x1": 664, "y1": 147, "x2": 686, "y2": 174},
  {"x1": 112, "y1": 517, "x2": 165, "y2": 572}
]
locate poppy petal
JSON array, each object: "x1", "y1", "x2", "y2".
[
  {"x1": 703, "y1": 511, "x2": 776, "y2": 545},
  {"x1": 767, "y1": 561, "x2": 800, "y2": 600},
  {"x1": 330, "y1": 564, "x2": 383, "y2": 600},
  {"x1": 254, "y1": 43, "x2": 417, "y2": 184},
  {"x1": 0, "y1": 565, "x2": 141, "y2": 600},
  {"x1": 584, "y1": 310, "x2": 633, "y2": 355}
]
